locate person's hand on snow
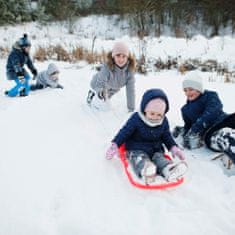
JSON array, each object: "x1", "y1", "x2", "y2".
[
  {"x1": 106, "y1": 142, "x2": 119, "y2": 160},
  {"x1": 97, "y1": 89, "x2": 107, "y2": 101},
  {"x1": 56, "y1": 84, "x2": 64, "y2": 89},
  {"x1": 183, "y1": 129, "x2": 202, "y2": 149},
  {"x1": 170, "y1": 146, "x2": 185, "y2": 160}
]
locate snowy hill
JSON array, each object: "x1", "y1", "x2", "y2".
[{"x1": 0, "y1": 58, "x2": 235, "y2": 234}]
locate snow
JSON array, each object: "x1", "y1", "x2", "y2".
[
  {"x1": 1, "y1": 16, "x2": 235, "y2": 235},
  {"x1": 1, "y1": 61, "x2": 235, "y2": 234}
]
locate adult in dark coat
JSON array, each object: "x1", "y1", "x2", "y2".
[
  {"x1": 173, "y1": 71, "x2": 235, "y2": 163},
  {"x1": 5, "y1": 34, "x2": 37, "y2": 97}
]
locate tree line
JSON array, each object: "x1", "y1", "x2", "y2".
[{"x1": 0, "y1": 0, "x2": 235, "y2": 37}]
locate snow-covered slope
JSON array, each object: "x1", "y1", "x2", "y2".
[{"x1": 0, "y1": 59, "x2": 235, "y2": 235}]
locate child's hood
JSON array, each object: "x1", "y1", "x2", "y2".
[
  {"x1": 140, "y1": 89, "x2": 169, "y2": 114},
  {"x1": 47, "y1": 63, "x2": 59, "y2": 76}
]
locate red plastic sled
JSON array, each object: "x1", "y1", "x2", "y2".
[{"x1": 118, "y1": 145, "x2": 184, "y2": 190}]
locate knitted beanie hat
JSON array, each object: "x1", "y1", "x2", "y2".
[
  {"x1": 112, "y1": 41, "x2": 129, "y2": 58},
  {"x1": 182, "y1": 71, "x2": 204, "y2": 93},
  {"x1": 144, "y1": 98, "x2": 166, "y2": 115}
]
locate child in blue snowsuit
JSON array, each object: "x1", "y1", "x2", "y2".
[
  {"x1": 106, "y1": 89, "x2": 187, "y2": 182},
  {"x1": 5, "y1": 34, "x2": 37, "y2": 97},
  {"x1": 173, "y1": 71, "x2": 235, "y2": 163}
]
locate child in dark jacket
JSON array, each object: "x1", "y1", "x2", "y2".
[
  {"x1": 173, "y1": 71, "x2": 235, "y2": 163},
  {"x1": 30, "y1": 63, "x2": 63, "y2": 91},
  {"x1": 106, "y1": 89, "x2": 187, "y2": 182},
  {"x1": 87, "y1": 41, "x2": 136, "y2": 112},
  {"x1": 5, "y1": 34, "x2": 37, "y2": 97}
]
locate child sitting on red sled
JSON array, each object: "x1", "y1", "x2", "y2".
[{"x1": 106, "y1": 88, "x2": 187, "y2": 182}]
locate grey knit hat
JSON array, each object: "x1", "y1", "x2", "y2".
[{"x1": 182, "y1": 71, "x2": 204, "y2": 93}]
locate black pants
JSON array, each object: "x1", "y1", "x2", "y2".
[
  {"x1": 204, "y1": 113, "x2": 235, "y2": 163},
  {"x1": 30, "y1": 83, "x2": 45, "y2": 91}
]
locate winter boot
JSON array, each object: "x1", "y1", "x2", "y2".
[
  {"x1": 87, "y1": 89, "x2": 95, "y2": 105},
  {"x1": 210, "y1": 127, "x2": 235, "y2": 164},
  {"x1": 141, "y1": 159, "x2": 157, "y2": 184},
  {"x1": 162, "y1": 161, "x2": 188, "y2": 182},
  {"x1": 19, "y1": 88, "x2": 27, "y2": 97}
]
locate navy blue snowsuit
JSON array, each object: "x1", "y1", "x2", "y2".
[
  {"x1": 181, "y1": 90, "x2": 227, "y2": 136},
  {"x1": 112, "y1": 89, "x2": 176, "y2": 156},
  {"x1": 6, "y1": 43, "x2": 36, "y2": 96}
]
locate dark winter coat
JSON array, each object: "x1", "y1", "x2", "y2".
[
  {"x1": 112, "y1": 89, "x2": 176, "y2": 156},
  {"x1": 6, "y1": 43, "x2": 36, "y2": 80},
  {"x1": 204, "y1": 112, "x2": 235, "y2": 150},
  {"x1": 181, "y1": 90, "x2": 227, "y2": 135}
]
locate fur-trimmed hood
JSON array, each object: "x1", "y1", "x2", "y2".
[{"x1": 106, "y1": 51, "x2": 136, "y2": 72}]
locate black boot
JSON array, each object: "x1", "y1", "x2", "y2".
[
  {"x1": 222, "y1": 131, "x2": 235, "y2": 164},
  {"x1": 87, "y1": 90, "x2": 95, "y2": 105},
  {"x1": 225, "y1": 149, "x2": 235, "y2": 164},
  {"x1": 19, "y1": 88, "x2": 27, "y2": 97}
]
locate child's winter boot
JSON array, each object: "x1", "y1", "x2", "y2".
[
  {"x1": 141, "y1": 159, "x2": 157, "y2": 184},
  {"x1": 162, "y1": 161, "x2": 188, "y2": 182}
]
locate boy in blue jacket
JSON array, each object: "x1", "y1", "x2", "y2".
[
  {"x1": 5, "y1": 34, "x2": 37, "y2": 97},
  {"x1": 173, "y1": 71, "x2": 235, "y2": 163},
  {"x1": 106, "y1": 89, "x2": 187, "y2": 182}
]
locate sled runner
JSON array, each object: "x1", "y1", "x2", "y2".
[{"x1": 118, "y1": 145, "x2": 184, "y2": 190}]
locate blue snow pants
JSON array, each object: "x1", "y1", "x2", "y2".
[{"x1": 7, "y1": 74, "x2": 31, "y2": 97}]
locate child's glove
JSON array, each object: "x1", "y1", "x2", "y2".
[
  {"x1": 183, "y1": 130, "x2": 202, "y2": 149},
  {"x1": 170, "y1": 146, "x2": 185, "y2": 160},
  {"x1": 106, "y1": 142, "x2": 119, "y2": 160},
  {"x1": 32, "y1": 69, "x2": 38, "y2": 76},
  {"x1": 17, "y1": 73, "x2": 25, "y2": 83},
  {"x1": 97, "y1": 89, "x2": 107, "y2": 101},
  {"x1": 57, "y1": 84, "x2": 64, "y2": 89}
]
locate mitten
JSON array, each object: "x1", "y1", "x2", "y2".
[
  {"x1": 183, "y1": 130, "x2": 202, "y2": 149},
  {"x1": 17, "y1": 71, "x2": 25, "y2": 83},
  {"x1": 31, "y1": 69, "x2": 38, "y2": 76},
  {"x1": 106, "y1": 142, "x2": 119, "y2": 160},
  {"x1": 16, "y1": 71, "x2": 24, "y2": 77},
  {"x1": 57, "y1": 84, "x2": 64, "y2": 89},
  {"x1": 97, "y1": 90, "x2": 107, "y2": 101},
  {"x1": 170, "y1": 146, "x2": 185, "y2": 160}
]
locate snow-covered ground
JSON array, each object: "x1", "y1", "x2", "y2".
[
  {"x1": 1, "y1": 15, "x2": 235, "y2": 234},
  {"x1": 0, "y1": 58, "x2": 235, "y2": 235}
]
